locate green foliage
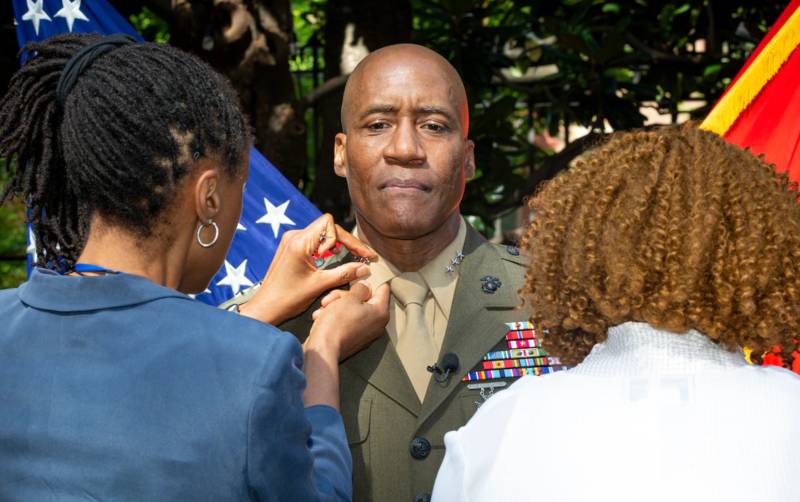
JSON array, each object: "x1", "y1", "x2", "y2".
[
  {"x1": 291, "y1": 0, "x2": 326, "y2": 73},
  {"x1": 130, "y1": 7, "x2": 170, "y2": 43},
  {"x1": 0, "y1": 158, "x2": 27, "y2": 289},
  {"x1": 290, "y1": 0, "x2": 328, "y2": 196},
  {"x1": 411, "y1": 0, "x2": 785, "y2": 235},
  {"x1": 2, "y1": 1, "x2": 781, "y2": 267}
]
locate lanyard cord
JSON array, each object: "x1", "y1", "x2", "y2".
[{"x1": 72, "y1": 263, "x2": 120, "y2": 275}]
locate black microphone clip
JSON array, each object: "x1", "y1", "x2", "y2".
[{"x1": 426, "y1": 352, "x2": 460, "y2": 384}]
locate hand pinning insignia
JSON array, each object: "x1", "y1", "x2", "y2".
[{"x1": 480, "y1": 275, "x2": 502, "y2": 294}]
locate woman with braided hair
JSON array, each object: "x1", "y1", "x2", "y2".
[
  {"x1": 0, "y1": 33, "x2": 388, "y2": 500},
  {"x1": 433, "y1": 125, "x2": 800, "y2": 501}
]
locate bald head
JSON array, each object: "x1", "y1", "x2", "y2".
[
  {"x1": 340, "y1": 44, "x2": 469, "y2": 138},
  {"x1": 332, "y1": 43, "x2": 476, "y2": 250}
]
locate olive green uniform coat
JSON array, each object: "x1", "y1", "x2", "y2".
[{"x1": 281, "y1": 225, "x2": 530, "y2": 502}]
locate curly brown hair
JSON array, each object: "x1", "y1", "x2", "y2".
[{"x1": 521, "y1": 125, "x2": 800, "y2": 366}]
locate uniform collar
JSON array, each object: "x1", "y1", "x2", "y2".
[
  {"x1": 355, "y1": 218, "x2": 467, "y2": 319},
  {"x1": 18, "y1": 267, "x2": 190, "y2": 312},
  {"x1": 571, "y1": 322, "x2": 748, "y2": 376}
]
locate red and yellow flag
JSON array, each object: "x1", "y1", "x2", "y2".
[
  {"x1": 702, "y1": 1, "x2": 800, "y2": 372},
  {"x1": 701, "y1": 0, "x2": 800, "y2": 182}
]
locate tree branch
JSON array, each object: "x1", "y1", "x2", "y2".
[
  {"x1": 301, "y1": 73, "x2": 349, "y2": 108},
  {"x1": 706, "y1": 1, "x2": 717, "y2": 55},
  {"x1": 624, "y1": 33, "x2": 704, "y2": 65}
]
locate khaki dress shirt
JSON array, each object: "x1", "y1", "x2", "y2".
[{"x1": 354, "y1": 218, "x2": 467, "y2": 401}]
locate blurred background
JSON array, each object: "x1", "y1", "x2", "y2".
[{"x1": 0, "y1": 0, "x2": 788, "y2": 288}]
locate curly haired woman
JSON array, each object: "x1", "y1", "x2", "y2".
[{"x1": 433, "y1": 125, "x2": 800, "y2": 502}]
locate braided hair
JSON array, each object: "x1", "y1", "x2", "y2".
[{"x1": 0, "y1": 33, "x2": 250, "y2": 271}]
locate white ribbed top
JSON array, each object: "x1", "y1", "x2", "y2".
[
  {"x1": 571, "y1": 322, "x2": 748, "y2": 376},
  {"x1": 433, "y1": 322, "x2": 800, "y2": 502}
]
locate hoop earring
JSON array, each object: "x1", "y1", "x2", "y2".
[{"x1": 196, "y1": 220, "x2": 219, "y2": 248}]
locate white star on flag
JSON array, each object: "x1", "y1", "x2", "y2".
[
  {"x1": 26, "y1": 227, "x2": 37, "y2": 263},
  {"x1": 216, "y1": 259, "x2": 254, "y2": 295},
  {"x1": 55, "y1": 0, "x2": 88, "y2": 32},
  {"x1": 236, "y1": 222, "x2": 247, "y2": 231},
  {"x1": 22, "y1": 0, "x2": 52, "y2": 36},
  {"x1": 256, "y1": 198, "x2": 295, "y2": 238}
]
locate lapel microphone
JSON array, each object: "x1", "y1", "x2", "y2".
[{"x1": 427, "y1": 353, "x2": 460, "y2": 383}]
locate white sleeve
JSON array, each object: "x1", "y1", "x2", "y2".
[{"x1": 431, "y1": 429, "x2": 470, "y2": 502}]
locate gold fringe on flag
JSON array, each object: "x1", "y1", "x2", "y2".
[{"x1": 701, "y1": 6, "x2": 800, "y2": 135}]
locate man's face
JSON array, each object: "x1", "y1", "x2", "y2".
[{"x1": 335, "y1": 58, "x2": 475, "y2": 240}]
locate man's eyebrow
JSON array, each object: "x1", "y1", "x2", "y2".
[
  {"x1": 416, "y1": 106, "x2": 457, "y2": 122},
  {"x1": 358, "y1": 104, "x2": 457, "y2": 122},
  {"x1": 360, "y1": 105, "x2": 397, "y2": 117}
]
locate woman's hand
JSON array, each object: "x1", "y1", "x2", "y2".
[
  {"x1": 302, "y1": 282, "x2": 390, "y2": 409},
  {"x1": 308, "y1": 282, "x2": 390, "y2": 361},
  {"x1": 239, "y1": 213, "x2": 376, "y2": 325}
]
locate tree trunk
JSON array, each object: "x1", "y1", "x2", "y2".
[
  {"x1": 143, "y1": 0, "x2": 307, "y2": 185},
  {"x1": 311, "y1": 0, "x2": 411, "y2": 223}
]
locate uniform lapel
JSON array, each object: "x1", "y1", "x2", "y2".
[
  {"x1": 344, "y1": 330, "x2": 421, "y2": 417},
  {"x1": 281, "y1": 251, "x2": 422, "y2": 416},
  {"x1": 416, "y1": 228, "x2": 521, "y2": 428}
]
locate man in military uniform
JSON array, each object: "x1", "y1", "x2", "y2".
[{"x1": 282, "y1": 44, "x2": 559, "y2": 502}]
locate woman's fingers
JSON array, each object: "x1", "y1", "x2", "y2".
[
  {"x1": 320, "y1": 289, "x2": 344, "y2": 308},
  {"x1": 367, "y1": 283, "x2": 390, "y2": 307},
  {"x1": 295, "y1": 214, "x2": 335, "y2": 258},
  {"x1": 316, "y1": 214, "x2": 339, "y2": 255},
  {"x1": 316, "y1": 282, "x2": 373, "y2": 319},
  {"x1": 320, "y1": 275, "x2": 384, "y2": 311},
  {"x1": 335, "y1": 224, "x2": 376, "y2": 259},
  {"x1": 304, "y1": 213, "x2": 340, "y2": 257},
  {"x1": 349, "y1": 281, "x2": 372, "y2": 302},
  {"x1": 318, "y1": 262, "x2": 370, "y2": 291},
  {"x1": 299, "y1": 213, "x2": 376, "y2": 260}
]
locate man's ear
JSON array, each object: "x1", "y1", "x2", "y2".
[
  {"x1": 334, "y1": 133, "x2": 348, "y2": 178},
  {"x1": 464, "y1": 139, "x2": 476, "y2": 180},
  {"x1": 194, "y1": 168, "x2": 222, "y2": 223}
]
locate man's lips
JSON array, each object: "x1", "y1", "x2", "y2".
[{"x1": 379, "y1": 178, "x2": 432, "y2": 192}]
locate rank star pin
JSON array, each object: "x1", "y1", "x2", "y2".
[{"x1": 445, "y1": 250, "x2": 465, "y2": 274}]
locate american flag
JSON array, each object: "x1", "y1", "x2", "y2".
[{"x1": 12, "y1": 0, "x2": 321, "y2": 306}]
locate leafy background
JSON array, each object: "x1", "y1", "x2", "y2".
[{"x1": 0, "y1": 0, "x2": 787, "y2": 287}]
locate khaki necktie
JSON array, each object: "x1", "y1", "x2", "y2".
[{"x1": 391, "y1": 272, "x2": 437, "y2": 402}]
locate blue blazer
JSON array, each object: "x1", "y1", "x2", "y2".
[{"x1": 0, "y1": 269, "x2": 351, "y2": 501}]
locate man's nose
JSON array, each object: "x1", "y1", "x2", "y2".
[{"x1": 384, "y1": 120, "x2": 426, "y2": 166}]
